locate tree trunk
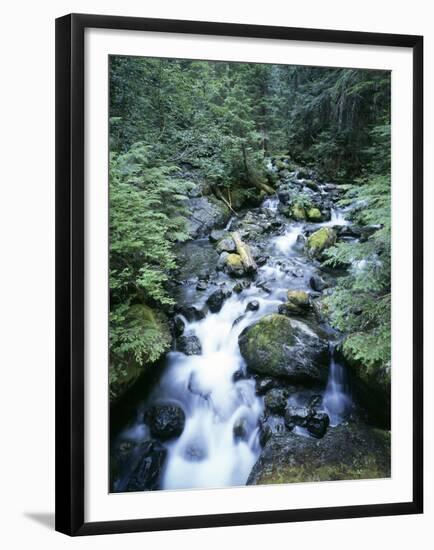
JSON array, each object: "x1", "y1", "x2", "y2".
[
  {"x1": 231, "y1": 231, "x2": 257, "y2": 273},
  {"x1": 241, "y1": 143, "x2": 274, "y2": 195}
]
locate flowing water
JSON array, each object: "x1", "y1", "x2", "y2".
[
  {"x1": 262, "y1": 195, "x2": 279, "y2": 212},
  {"x1": 323, "y1": 347, "x2": 353, "y2": 426},
  {"x1": 113, "y1": 192, "x2": 353, "y2": 491}
]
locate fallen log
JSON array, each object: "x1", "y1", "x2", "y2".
[
  {"x1": 211, "y1": 186, "x2": 238, "y2": 216},
  {"x1": 231, "y1": 231, "x2": 257, "y2": 273}
]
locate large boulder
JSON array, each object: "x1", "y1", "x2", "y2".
[
  {"x1": 306, "y1": 227, "x2": 336, "y2": 258},
  {"x1": 147, "y1": 404, "x2": 186, "y2": 441},
  {"x1": 125, "y1": 440, "x2": 167, "y2": 491},
  {"x1": 247, "y1": 422, "x2": 391, "y2": 485},
  {"x1": 187, "y1": 196, "x2": 230, "y2": 238},
  {"x1": 238, "y1": 314, "x2": 329, "y2": 384}
]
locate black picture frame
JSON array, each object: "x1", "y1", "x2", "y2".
[{"x1": 55, "y1": 13, "x2": 424, "y2": 536}]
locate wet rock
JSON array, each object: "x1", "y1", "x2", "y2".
[
  {"x1": 259, "y1": 415, "x2": 287, "y2": 445},
  {"x1": 206, "y1": 288, "x2": 232, "y2": 313},
  {"x1": 290, "y1": 203, "x2": 306, "y2": 221},
  {"x1": 125, "y1": 440, "x2": 167, "y2": 491},
  {"x1": 217, "y1": 251, "x2": 229, "y2": 271},
  {"x1": 306, "y1": 207, "x2": 323, "y2": 222},
  {"x1": 284, "y1": 404, "x2": 329, "y2": 438},
  {"x1": 232, "y1": 369, "x2": 247, "y2": 383},
  {"x1": 173, "y1": 316, "x2": 185, "y2": 337},
  {"x1": 306, "y1": 227, "x2": 336, "y2": 258},
  {"x1": 308, "y1": 394, "x2": 323, "y2": 409},
  {"x1": 232, "y1": 280, "x2": 251, "y2": 293},
  {"x1": 307, "y1": 412, "x2": 330, "y2": 438},
  {"x1": 187, "y1": 196, "x2": 230, "y2": 238},
  {"x1": 148, "y1": 404, "x2": 186, "y2": 441},
  {"x1": 255, "y1": 255, "x2": 269, "y2": 267},
  {"x1": 278, "y1": 189, "x2": 291, "y2": 204},
  {"x1": 256, "y1": 280, "x2": 272, "y2": 293},
  {"x1": 224, "y1": 253, "x2": 245, "y2": 277},
  {"x1": 309, "y1": 275, "x2": 328, "y2": 292},
  {"x1": 177, "y1": 334, "x2": 202, "y2": 355},
  {"x1": 264, "y1": 388, "x2": 288, "y2": 415},
  {"x1": 196, "y1": 279, "x2": 208, "y2": 291},
  {"x1": 175, "y1": 305, "x2": 205, "y2": 323},
  {"x1": 238, "y1": 314, "x2": 329, "y2": 384},
  {"x1": 245, "y1": 300, "x2": 260, "y2": 312},
  {"x1": 284, "y1": 405, "x2": 312, "y2": 429},
  {"x1": 216, "y1": 236, "x2": 237, "y2": 253},
  {"x1": 279, "y1": 290, "x2": 311, "y2": 316},
  {"x1": 247, "y1": 422, "x2": 391, "y2": 485},
  {"x1": 209, "y1": 229, "x2": 227, "y2": 243},
  {"x1": 296, "y1": 233, "x2": 306, "y2": 247},
  {"x1": 255, "y1": 377, "x2": 277, "y2": 395},
  {"x1": 232, "y1": 314, "x2": 246, "y2": 328}
]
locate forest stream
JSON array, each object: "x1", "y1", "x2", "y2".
[{"x1": 110, "y1": 160, "x2": 391, "y2": 492}]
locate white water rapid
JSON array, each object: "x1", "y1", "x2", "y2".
[{"x1": 159, "y1": 296, "x2": 264, "y2": 490}]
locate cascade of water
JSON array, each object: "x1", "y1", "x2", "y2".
[
  {"x1": 323, "y1": 346, "x2": 352, "y2": 426},
  {"x1": 262, "y1": 195, "x2": 279, "y2": 212},
  {"x1": 156, "y1": 294, "x2": 268, "y2": 490},
  {"x1": 273, "y1": 225, "x2": 303, "y2": 256},
  {"x1": 321, "y1": 207, "x2": 349, "y2": 227}
]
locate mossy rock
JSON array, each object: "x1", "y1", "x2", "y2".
[
  {"x1": 306, "y1": 227, "x2": 336, "y2": 258},
  {"x1": 279, "y1": 290, "x2": 311, "y2": 316},
  {"x1": 287, "y1": 290, "x2": 310, "y2": 307},
  {"x1": 216, "y1": 236, "x2": 236, "y2": 253},
  {"x1": 224, "y1": 253, "x2": 245, "y2": 277},
  {"x1": 290, "y1": 202, "x2": 306, "y2": 221},
  {"x1": 238, "y1": 314, "x2": 329, "y2": 383},
  {"x1": 248, "y1": 422, "x2": 391, "y2": 485},
  {"x1": 109, "y1": 304, "x2": 171, "y2": 404},
  {"x1": 306, "y1": 207, "x2": 323, "y2": 222}
]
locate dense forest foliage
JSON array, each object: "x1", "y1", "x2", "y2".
[{"x1": 109, "y1": 56, "x2": 391, "y2": 402}]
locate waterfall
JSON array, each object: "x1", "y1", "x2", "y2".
[
  {"x1": 262, "y1": 195, "x2": 279, "y2": 212},
  {"x1": 323, "y1": 346, "x2": 352, "y2": 426}
]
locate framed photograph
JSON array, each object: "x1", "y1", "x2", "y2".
[{"x1": 55, "y1": 13, "x2": 423, "y2": 536}]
